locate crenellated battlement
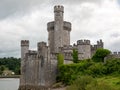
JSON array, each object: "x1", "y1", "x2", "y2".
[
  {"x1": 96, "y1": 39, "x2": 103, "y2": 47},
  {"x1": 112, "y1": 52, "x2": 120, "y2": 55},
  {"x1": 91, "y1": 45, "x2": 98, "y2": 50},
  {"x1": 28, "y1": 50, "x2": 37, "y2": 54},
  {"x1": 37, "y1": 42, "x2": 47, "y2": 47},
  {"x1": 37, "y1": 42, "x2": 47, "y2": 51},
  {"x1": 105, "y1": 52, "x2": 120, "y2": 60},
  {"x1": 91, "y1": 39, "x2": 103, "y2": 50},
  {"x1": 62, "y1": 45, "x2": 73, "y2": 50},
  {"x1": 54, "y1": 5, "x2": 64, "y2": 13},
  {"x1": 21, "y1": 40, "x2": 29, "y2": 46},
  {"x1": 25, "y1": 50, "x2": 37, "y2": 59},
  {"x1": 77, "y1": 40, "x2": 90, "y2": 45}
]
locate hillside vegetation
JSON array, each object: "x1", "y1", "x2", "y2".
[{"x1": 57, "y1": 48, "x2": 120, "y2": 90}]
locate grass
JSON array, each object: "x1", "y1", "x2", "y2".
[
  {"x1": 96, "y1": 75, "x2": 120, "y2": 90},
  {"x1": 66, "y1": 75, "x2": 120, "y2": 90}
]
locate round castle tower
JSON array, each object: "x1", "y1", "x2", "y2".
[
  {"x1": 77, "y1": 40, "x2": 91, "y2": 59},
  {"x1": 47, "y1": 5, "x2": 71, "y2": 53},
  {"x1": 21, "y1": 40, "x2": 29, "y2": 60},
  {"x1": 20, "y1": 40, "x2": 29, "y2": 88}
]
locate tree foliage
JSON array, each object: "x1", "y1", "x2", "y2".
[
  {"x1": 92, "y1": 48, "x2": 111, "y2": 62},
  {"x1": 57, "y1": 58, "x2": 120, "y2": 85},
  {"x1": 0, "y1": 57, "x2": 20, "y2": 75},
  {"x1": 72, "y1": 49, "x2": 78, "y2": 63}
]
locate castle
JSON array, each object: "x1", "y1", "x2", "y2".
[{"x1": 19, "y1": 5, "x2": 104, "y2": 90}]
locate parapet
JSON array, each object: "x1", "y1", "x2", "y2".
[
  {"x1": 91, "y1": 45, "x2": 98, "y2": 50},
  {"x1": 27, "y1": 50, "x2": 37, "y2": 55},
  {"x1": 62, "y1": 45, "x2": 73, "y2": 50},
  {"x1": 97, "y1": 39, "x2": 103, "y2": 45},
  {"x1": 77, "y1": 40, "x2": 90, "y2": 45},
  {"x1": 38, "y1": 42, "x2": 47, "y2": 47},
  {"x1": 26, "y1": 50, "x2": 37, "y2": 59},
  {"x1": 21, "y1": 40, "x2": 29, "y2": 46},
  {"x1": 54, "y1": 5, "x2": 64, "y2": 13},
  {"x1": 106, "y1": 52, "x2": 120, "y2": 59},
  {"x1": 63, "y1": 21, "x2": 71, "y2": 31},
  {"x1": 47, "y1": 21, "x2": 54, "y2": 31},
  {"x1": 113, "y1": 52, "x2": 120, "y2": 55},
  {"x1": 37, "y1": 42, "x2": 47, "y2": 51}
]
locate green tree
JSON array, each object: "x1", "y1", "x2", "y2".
[
  {"x1": 0, "y1": 65, "x2": 7, "y2": 75},
  {"x1": 0, "y1": 57, "x2": 20, "y2": 75},
  {"x1": 57, "y1": 53, "x2": 64, "y2": 68},
  {"x1": 92, "y1": 48, "x2": 111, "y2": 62},
  {"x1": 72, "y1": 49, "x2": 78, "y2": 63}
]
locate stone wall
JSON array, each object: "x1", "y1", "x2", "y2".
[
  {"x1": 19, "y1": 41, "x2": 58, "y2": 90},
  {"x1": 105, "y1": 52, "x2": 120, "y2": 60}
]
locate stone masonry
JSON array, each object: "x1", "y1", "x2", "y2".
[{"x1": 19, "y1": 5, "x2": 104, "y2": 90}]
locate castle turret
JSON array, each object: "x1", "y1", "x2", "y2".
[
  {"x1": 54, "y1": 5, "x2": 64, "y2": 22},
  {"x1": 21, "y1": 40, "x2": 29, "y2": 60},
  {"x1": 20, "y1": 40, "x2": 29, "y2": 89},
  {"x1": 47, "y1": 5, "x2": 71, "y2": 53},
  {"x1": 76, "y1": 40, "x2": 91, "y2": 59}
]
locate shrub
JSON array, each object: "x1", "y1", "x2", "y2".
[
  {"x1": 92, "y1": 48, "x2": 111, "y2": 62},
  {"x1": 57, "y1": 60, "x2": 94, "y2": 84},
  {"x1": 72, "y1": 49, "x2": 78, "y2": 63},
  {"x1": 104, "y1": 59, "x2": 120, "y2": 74}
]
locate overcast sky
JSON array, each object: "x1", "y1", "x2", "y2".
[{"x1": 0, "y1": 0, "x2": 120, "y2": 57}]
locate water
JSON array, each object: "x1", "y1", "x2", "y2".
[{"x1": 0, "y1": 78, "x2": 19, "y2": 90}]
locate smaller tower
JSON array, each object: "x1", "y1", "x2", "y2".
[
  {"x1": 21, "y1": 40, "x2": 29, "y2": 60},
  {"x1": 76, "y1": 40, "x2": 91, "y2": 59},
  {"x1": 20, "y1": 40, "x2": 29, "y2": 90}
]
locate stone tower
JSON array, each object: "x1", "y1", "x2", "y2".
[
  {"x1": 20, "y1": 40, "x2": 29, "y2": 89},
  {"x1": 47, "y1": 5, "x2": 71, "y2": 53},
  {"x1": 76, "y1": 40, "x2": 91, "y2": 59},
  {"x1": 21, "y1": 40, "x2": 29, "y2": 60}
]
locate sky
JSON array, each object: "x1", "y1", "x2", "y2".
[{"x1": 0, "y1": 0, "x2": 120, "y2": 57}]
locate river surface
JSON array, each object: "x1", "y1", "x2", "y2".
[{"x1": 0, "y1": 78, "x2": 19, "y2": 90}]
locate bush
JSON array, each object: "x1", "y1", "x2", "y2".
[
  {"x1": 87, "y1": 63, "x2": 106, "y2": 77},
  {"x1": 57, "y1": 60, "x2": 94, "y2": 84},
  {"x1": 72, "y1": 49, "x2": 78, "y2": 63},
  {"x1": 104, "y1": 59, "x2": 120, "y2": 74},
  {"x1": 92, "y1": 48, "x2": 111, "y2": 62},
  {"x1": 57, "y1": 59, "x2": 120, "y2": 85}
]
